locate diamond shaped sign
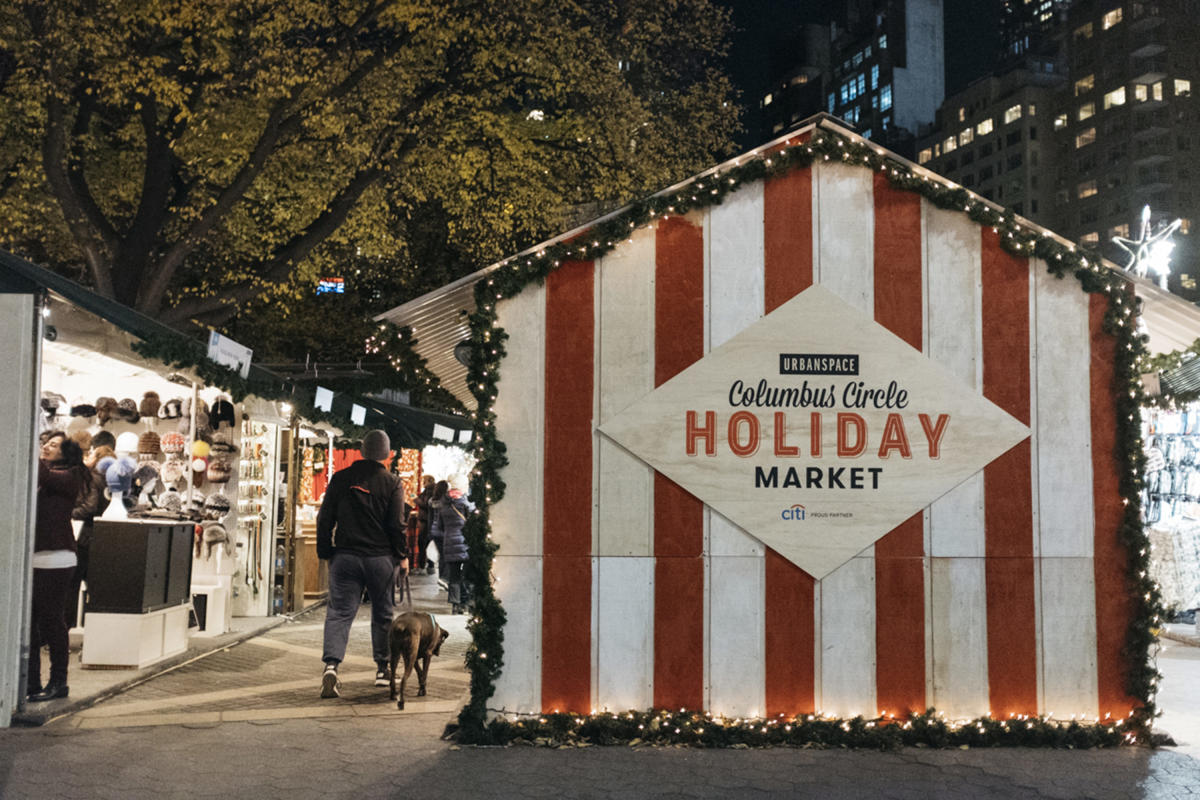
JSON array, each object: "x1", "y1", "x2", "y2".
[{"x1": 598, "y1": 284, "x2": 1030, "y2": 579}]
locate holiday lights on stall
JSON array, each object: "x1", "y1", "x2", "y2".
[{"x1": 448, "y1": 124, "x2": 1164, "y2": 747}]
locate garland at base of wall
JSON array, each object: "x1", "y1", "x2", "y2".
[
  {"x1": 475, "y1": 708, "x2": 1140, "y2": 750},
  {"x1": 454, "y1": 126, "x2": 1166, "y2": 746}
]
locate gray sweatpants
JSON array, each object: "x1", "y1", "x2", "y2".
[{"x1": 321, "y1": 551, "x2": 395, "y2": 666}]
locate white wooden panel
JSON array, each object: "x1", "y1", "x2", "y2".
[
  {"x1": 596, "y1": 228, "x2": 656, "y2": 557},
  {"x1": 818, "y1": 555, "x2": 876, "y2": 717},
  {"x1": 1034, "y1": 265, "x2": 1095, "y2": 558},
  {"x1": 0, "y1": 295, "x2": 38, "y2": 728},
  {"x1": 929, "y1": 558, "x2": 989, "y2": 719},
  {"x1": 595, "y1": 557, "x2": 654, "y2": 712},
  {"x1": 814, "y1": 161, "x2": 873, "y2": 313},
  {"x1": 489, "y1": 555, "x2": 542, "y2": 715},
  {"x1": 707, "y1": 556, "x2": 765, "y2": 718},
  {"x1": 706, "y1": 182, "x2": 765, "y2": 558},
  {"x1": 491, "y1": 287, "x2": 545, "y2": 557},
  {"x1": 1028, "y1": 259, "x2": 1047, "y2": 709},
  {"x1": 925, "y1": 202, "x2": 985, "y2": 558},
  {"x1": 1038, "y1": 557, "x2": 1098, "y2": 718}
]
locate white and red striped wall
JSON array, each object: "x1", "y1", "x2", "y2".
[{"x1": 486, "y1": 154, "x2": 1134, "y2": 723}]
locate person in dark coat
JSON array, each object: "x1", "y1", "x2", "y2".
[
  {"x1": 29, "y1": 431, "x2": 88, "y2": 702},
  {"x1": 315, "y1": 430, "x2": 408, "y2": 699},
  {"x1": 429, "y1": 480, "x2": 473, "y2": 614},
  {"x1": 65, "y1": 444, "x2": 111, "y2": 628},
  {"x1": 414, "y1": 475, "x2": 436, "y2": 575}
]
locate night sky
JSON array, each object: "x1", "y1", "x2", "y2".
[{"x1": 723, "y1": 0, "x2": 1000, "y2": 148}]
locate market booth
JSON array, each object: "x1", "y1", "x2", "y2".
[{"x1": 380, "y1": 115, "x2": 1183, "y2": 738}]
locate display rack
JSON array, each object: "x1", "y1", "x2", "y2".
[{"x1": 235, "y1": 419, "x2": 280, "y2": 616}]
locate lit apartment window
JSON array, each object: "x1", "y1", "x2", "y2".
[
  {"x1": 1076, "y1": 127, "x2": 1097, "y2": 148},
  {"x1": 1078, "y1": 102, "x2": 1095, "y2": 121},
  {"x1": 1182, "y1": 219, "x2": 1192, "y2": 234},
  {"x1": 1134, "y1": 84, "x2": 1148, "y2": 102},
  {"x1": 1081, "y1": 232, "x2": 1100, "y2": 244},
  {"x1": 857, "y1": 74, "x2": 866, "y2": 95},
  {"x1": 977, "y1": 118, "x2": 994, "y2": 135},
  {"x1": 1102, "y1": 7, "x2": 1123, "y2": 29},
  {"x1": 1054, "y1": 113, "x2": 1068, "y2": 130},
  {"x1": 879, "y1": 34, "x2": 888, "y2": 49},
  {"x1": 853, "y1": 50, "x2": 864, "y2": 67},
  {"x1": 880, "y1": 84, "x2": 892, "y2": 111},
  {"x1": 827, "y1": 93, "x2": 836, "y2": 113},
  {"x1": 1074, "y1": 22, "x2": 1094, "y2": 39},
  {"x1": 918, "y1": 148, "x2": 933, "y2": 164},
  {"x1": 1153, "y1": 81, "x2": 1164, "y2": 101},
  {"x1": 1004, "y1": 105, "x2": 1023, "y2": 124},
  {"x1": 763, "y1": 93, "x2": 773, "y2": 106},
  {"x1": 1103, "y1": 87, "x2": 1126, "y2": 109},
  {"x1": 871, "y1": 64, "x2": 879, "y2": 90},
  {"x1": 960, "y1": 128, "x2": 974, "y2": 145},
  {"x1": 1078, "y1": 179, "x2": 1099, "y2": 199},
  {"x1": 1109, "y1": 223, "x2": 1130, "y2": 238},
  {"x1": 1075, "y1": 74, "x2": 1094, "y2": 96},
  {"x1": 943, "y1": 135, "x2": 957, "y2": 154},
  {"x1": 1029, "y1": 103, "x2": 1036, "y2": 116},
  {"x1": 1176, "y1": 79, "x2": 1192, "y2": 96}
]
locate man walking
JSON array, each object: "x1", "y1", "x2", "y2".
[{"x1": 316, "y1": 429, "x2": 408, "y2": 698}]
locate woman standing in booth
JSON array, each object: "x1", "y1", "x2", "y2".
[{"x1": 29, "y1": 431, "x2": 88, "y2": 702}]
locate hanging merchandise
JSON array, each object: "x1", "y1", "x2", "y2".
[
  {"x1": 158, "y1": 397, "x2": 184, "y2": 420},
  {"x1": 138, "y1": 431, "x2": 161, "y2": 457},
  {"x1": 139, "y1": 391, "x2": 161, "y2": 418},
  {"x1": 160, "y1": 431, "x2": 186, "y2": 456},
  {"x1": 1142, "y1": 407, "x2": 1200, "y2": 618}
]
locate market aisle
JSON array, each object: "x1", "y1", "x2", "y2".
[
  {"x1": 1157, "y1": 631, "x2": 1200, "y2": 760},
  {"x1": 49, "y1": 571, "x2": 471, "y2": 730}
]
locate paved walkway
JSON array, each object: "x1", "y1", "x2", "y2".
[{"x1": 2, "y1": 577, "x2": 1200, "y2": 798}]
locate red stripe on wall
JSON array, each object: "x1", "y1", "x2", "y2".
[
  {"x1": 541, "y1": 259, "x2": 594, "y2": 713},
  {"x1": 653, "y1": 216, "x2": 705, "y2": 710},
  {"x1": 872, "y1": 172, "x2": 926, "y2": 716},
  {"x1": 1090, "y1": 291, "x2": 1138, "y2": 718},
  {"x1": 980, "y1": 228, "x2": 1037, "y2": 717},
  {"x1": 763, "y1": 166, "x2": 816, "y2": 716}
]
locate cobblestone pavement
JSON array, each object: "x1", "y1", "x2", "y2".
[{"x1": 2, "y1": 575, "x2": 1200, "y2": 798}]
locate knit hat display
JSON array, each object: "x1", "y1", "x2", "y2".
[
  {"x1": 198, "y1": 521, "x2": 231, "y2": 558},
  {"x1": 210, "y1": 430, "x2": 237, "y2": 454},
  {"x1": 132, "y1": 461, "x2": 159, "y2": 495},
  {"x1": 137, "y1": 431, "x2": 161, "y2": 455},
  {"x1": 158, "y1": 397, "x2": 183, "y2": 420},
  {"x1": 139, "y1": 391, "x2": 161, "y2": 418},
  {"x1": 160, "y1": 431, "x2": 186, "y2": 455},
  {"x1": 69, "y1": 397, "x2": 96, "y2": 417},
  {"x1": 361, "y1": 429, "x2": 390, "y2": 461},
  {"x1": 115, "y1": 398, "x2": 140, "y2": 423},
  {"x1": 191, "y1": 440, "x2": 211, "y2": 459},
  {"x1": 115, "y1": 431, "x2": 140, "y2": 454},
  {"x1": 158, "y1": 487, "x2": 183, "y2": 513},
  {"x1": 188, "y1": 491, "x2": 206, "y2": 515},
  {"x1": 206, "y1": 456, "x2": 233, "y2": 483},
  {"x1": 95, "y1": 397, "x2": 119, "y2": 425},
  {"x1": 210, "y1": 398, "x2": 236, "y2": 430},
  {"x1": 99, "y1": 455, "x2": 137, "y2": 495}
]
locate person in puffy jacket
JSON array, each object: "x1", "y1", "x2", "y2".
[{"x1": 429, "y1": 480, "x2": 473, "y2": 614}]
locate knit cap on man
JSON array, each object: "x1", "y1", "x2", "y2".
[{"x1": 361, "y1": 429, "x2": 390, "y2": 461}]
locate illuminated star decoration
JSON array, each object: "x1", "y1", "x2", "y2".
[{"x1": 1113, "y1": 204, "x2": 1183, "y2": 291}]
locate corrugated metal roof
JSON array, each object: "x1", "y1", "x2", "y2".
[{"x1": 376, "y1": 115, "x2": 1200, "y2": 408}]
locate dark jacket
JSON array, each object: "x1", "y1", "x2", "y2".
[
  {"x1": 72, "y1": 467, "x2": 104, "y2": 525},
  {"x1": 415, "y1": 486, "x2": 433, "y2": 527},
  {"x1": 36, "y1": 460, "x2": 84, "y2": 553},
  {"x1": 430, "y1": 493, "x2": 472, "y2": 564},
  {"x1": 316, "y1": 459, "x2": 406, "y2": 561}
]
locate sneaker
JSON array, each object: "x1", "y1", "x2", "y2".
[
  {"x1": 375, "y1": 668, "x2": 390, "y2": 688},
  {"x1": 320, "y1": 665, "x2": 341, "y2": 698},
  {"x1": 437, "y1": 578, "x2": 449, "y2": 591}
]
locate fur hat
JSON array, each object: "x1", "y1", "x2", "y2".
[
  {"x1": 70, "y1": 397, "x2": 96, "y2": 417},
  {"x1": 210, "y1": 398, "x2": 236, "y2": 430},
  {"x1": 115, "y1": 431, "x2": 140, "y2": 454},
  {"x1": 160, "y1": 431, "x2": 186, "y2": 455},
  {"x1": 101, "y1": 455, "x2": 137, "y2": 495},
  {"x1": 137, "y1": 431, "x2": 161, "y2": 456},
  {"x1": 158, "y1": 397, "x2": 184, "y2": 420},
  {"x1": 198, "y1": 521, "x2": 231, "y2": 558},
  {"x1": 210, "y1": 431, "x2": 237, "y2": 456},
  {"x1": 188, "y1": 491, "x2": 206, "y2": 515},
  {"x1": 160, "y1": 457, "x2": 185, "y2": 485},
  {"x1": 40, "y1": 392, "x2": 66, "y2": 416},
  {"x1": 95, "y1": 397, "x2": 119, "y2": 425},
  {"x1": 139, "y1": 391, "x2": 161, "y2": 418},
  {"x1": 116, "y1": 398, "x2": 140, "y2": 423},
  {"x1": 206, "y1": 456, "x2": 233, "y2": 483},
  {"x1": 132, "y1": 461, "x2": 159, "y2": 494},
  {"x1": 191, "y1": 440, "x2": 211, "y2": 459},
  {"x1": 158, "y1": 486, "x2": 183, "y2": 513},
  {"x1": 203, "y1": 493, "x2": 231, "y2": 518}
]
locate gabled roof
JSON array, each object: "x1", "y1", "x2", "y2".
[{"x1": 379, "y1": 113, "x2": 1200, "y2": 409}]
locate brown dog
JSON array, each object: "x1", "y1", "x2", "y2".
[{"x1": 388, "y1": 611, "x2": 449, "y2": 709}]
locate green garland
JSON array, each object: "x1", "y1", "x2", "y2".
[
  {"x1": 1140, "y1": 338, "x2": 1200, "y2": 408},
  {"x1": 451, "y1": 127, "x2": 1164, "y2": 746}
]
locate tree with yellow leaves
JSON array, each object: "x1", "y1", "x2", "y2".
[{"x1": 0, "y1": 0, "x2": 739, "y2": 327}]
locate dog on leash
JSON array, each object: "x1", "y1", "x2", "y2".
[{"x1": 388, "y1": 611, "x2": 449, "y2": 709}]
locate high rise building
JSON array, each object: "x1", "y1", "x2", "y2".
[
  {"x1": 1053, "y1": 0, "x2": 1198, "y2": 278},
  {"x1": 753, "y1": 1, "x2": 945, "y2": 158}
]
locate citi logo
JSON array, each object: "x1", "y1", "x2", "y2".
[{"x1": 781, "y1": 503, "x2": 806, "y2": 521}]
